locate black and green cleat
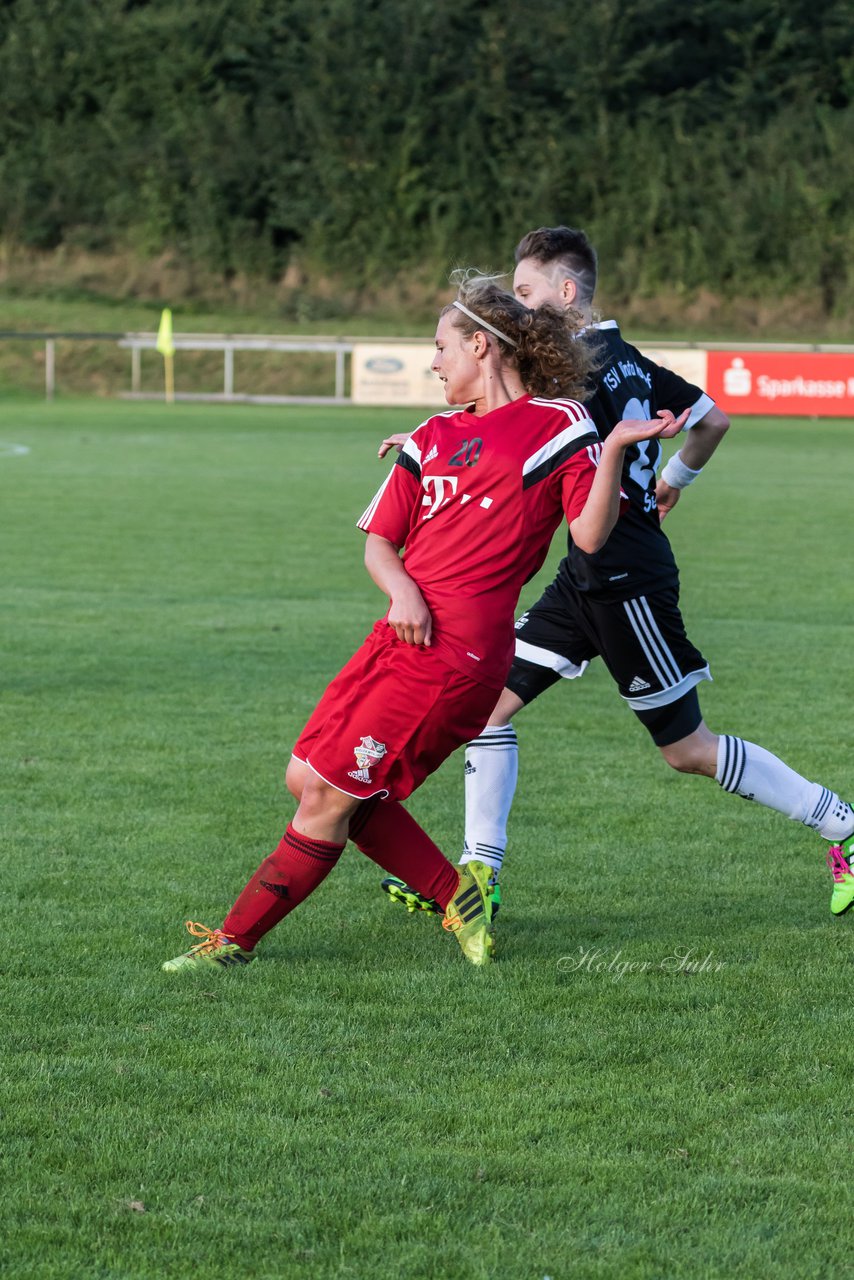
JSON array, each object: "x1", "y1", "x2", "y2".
[{"x1": 382, "y1": 873, "x2": 502, "y2": 917}]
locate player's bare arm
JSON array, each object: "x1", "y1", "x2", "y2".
[
  {"x1": 656, "y1": 405, "x2": 730, "y2": 520},
  {"x1": 571, "y1": 410, "x2": 689, "y2": 553},
  {"x1": 364, "y1": 532, "x2": 433, "y2": 646}
]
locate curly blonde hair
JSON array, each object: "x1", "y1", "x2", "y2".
[{"x1": 442, "y1": 272, "x2": 600, "y2": 401}]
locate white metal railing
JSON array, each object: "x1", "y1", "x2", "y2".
[
  {"x1": 0, "y1": 329, "x2": 372, "y2": 403},
  {"x1": 118, "y1": 332, "x2": 354, "y2": 404},
  {"x1": 2, "y1": 330, "x2": 853, "y2": 405}
]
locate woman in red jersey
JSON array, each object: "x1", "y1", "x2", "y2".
[{"x1": 163, "y1": 276, "x2": 685, "y2": 971}]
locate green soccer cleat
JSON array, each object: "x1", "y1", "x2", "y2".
[
  {"x1": 381, "y1": 876, "x2": 443, "y2": 916},
  {"x1": 161, "y1": 921, "x2": 256, "y2": 973},
  {"x1": 827, "y1": 837, "x2": 854, "y2": 916},
  {"x1": 381, "y1": 872, "x2": 501, "y2": 917},
  {"x1": 490, "y1": 878, "x2": 502, "y2": 915},
  {"x1": 442, "y1": 860, "x2": 495, "y2": 966}
]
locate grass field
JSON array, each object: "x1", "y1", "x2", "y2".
[{"x1": 2, "y1": 399, "x2": 854, "y2": 1280}]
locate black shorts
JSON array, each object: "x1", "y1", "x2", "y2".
[{"x1": 508, "y1": 578, "x2": 710, "y2": 743}]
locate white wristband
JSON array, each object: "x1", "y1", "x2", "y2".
[{"x1": 661, "y1": 451, "x2": 703, "y2": 489}]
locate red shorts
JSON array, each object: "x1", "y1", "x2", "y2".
[{"x1": 292, "y1": 620, "x2": 499, "y2": 802}]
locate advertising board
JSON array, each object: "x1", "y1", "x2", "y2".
[{"x1": 706, "y1": 351, "x2": 854, "y2": 416}]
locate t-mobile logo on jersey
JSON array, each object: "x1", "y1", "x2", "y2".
[
  {"x1": 421, "y1": 475, "x2": 494, "y2": 520},
  {"x1": 421, "y1": 474, "x2": 459, "y2": 518}
]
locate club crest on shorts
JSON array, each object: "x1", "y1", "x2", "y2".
[{"x1": 348, "y1": 735, "x2": 387, "y2": 784}]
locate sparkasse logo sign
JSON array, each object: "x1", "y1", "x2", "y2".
[{"x1": 707, "y1": 351, "x2": 854, "y2": 416}]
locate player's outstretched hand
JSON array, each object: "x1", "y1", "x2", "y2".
[
  {"x1": 609, "y1": 408, "x2": 690, "y2": 449},
  {"x1": 378, "y1": 432, "x2": 411, "y2": 459}
]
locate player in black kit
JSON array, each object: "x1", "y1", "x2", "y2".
[{"x1": 381, "y1": 226, "x2": 854, "y2": 921}]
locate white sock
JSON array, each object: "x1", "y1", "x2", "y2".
[
  {"x1": 716, "y1": 735, "x2": 853, "y2": 839},
  {"x1": 460, "y1": 723, "x2": 518, "y2": 876}
]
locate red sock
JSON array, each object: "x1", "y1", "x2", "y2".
[
  {"x1": 222, "y1": 823, "x2": 344, "y2": 950},
  {"x1": 349, "y1": 799, "x2": 459, "y2": 909}
]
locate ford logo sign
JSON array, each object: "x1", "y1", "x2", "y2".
[{"x1": 365, "y1": 357, "x2": 404, "y2": 374}]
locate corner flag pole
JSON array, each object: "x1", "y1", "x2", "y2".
[{"x1": 156, "y1": 308, "x2": 176, "y2": 404}]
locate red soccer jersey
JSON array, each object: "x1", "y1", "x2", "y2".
[{"x1": 357, "y1": 394, "x2": 607, "y2": 689}]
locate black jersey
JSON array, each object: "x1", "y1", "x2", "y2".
[{"x1": 558, "y1": 321, "x2": 715, "y2": 600}]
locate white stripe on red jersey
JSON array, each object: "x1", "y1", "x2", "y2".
[
  {"x1": 531, "y1": 396, "x2": 589, "y2": 420},
  {"x1": 522, "y1": 415, "x2": 598, "y2": 478},
  {"x1": 401, "y1": 436, "x2": 422, "y2": 468},
  {"x1": 357, "y1": 467, "x2": 397, "y2": 531}
]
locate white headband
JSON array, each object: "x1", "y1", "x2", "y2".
[{"x1": 452, "y1": 300, "x2": 519, "y2": 348}]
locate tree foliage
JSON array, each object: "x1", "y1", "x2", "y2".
[{"x1": 0, "y1": 0, "x2": 851, "y2": 308}]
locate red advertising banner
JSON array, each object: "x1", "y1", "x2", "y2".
[{"x1": 707, "y1": 350, "x2": 854, "y2": 416}]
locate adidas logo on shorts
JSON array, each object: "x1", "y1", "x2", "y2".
[{"x1": 628, "y1": 675, "x2": 652, "y2": 693}]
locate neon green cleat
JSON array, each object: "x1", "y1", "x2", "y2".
[
  {"x1": 381, "y1": 876, "x2": 443, "y2": 915},
  {"x1": 382, "y1": 872, "x2": 501, "y2": 917},
  {"x1": 490, "y1": 878, "x2": 502, "y2": 914},
  {"x1": 442, "y1": 860, "x2": 494, "y2": 966},
  {"x1": 827, "y1": 837, "x2": 854, "y2": 916},
  {"x1": 161, "y1": 921, "x2": 256, "y2": 973}
]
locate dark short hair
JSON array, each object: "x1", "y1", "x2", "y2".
[{"x1": 514, "y1": 226, "x2": 598, "y2": 304}]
